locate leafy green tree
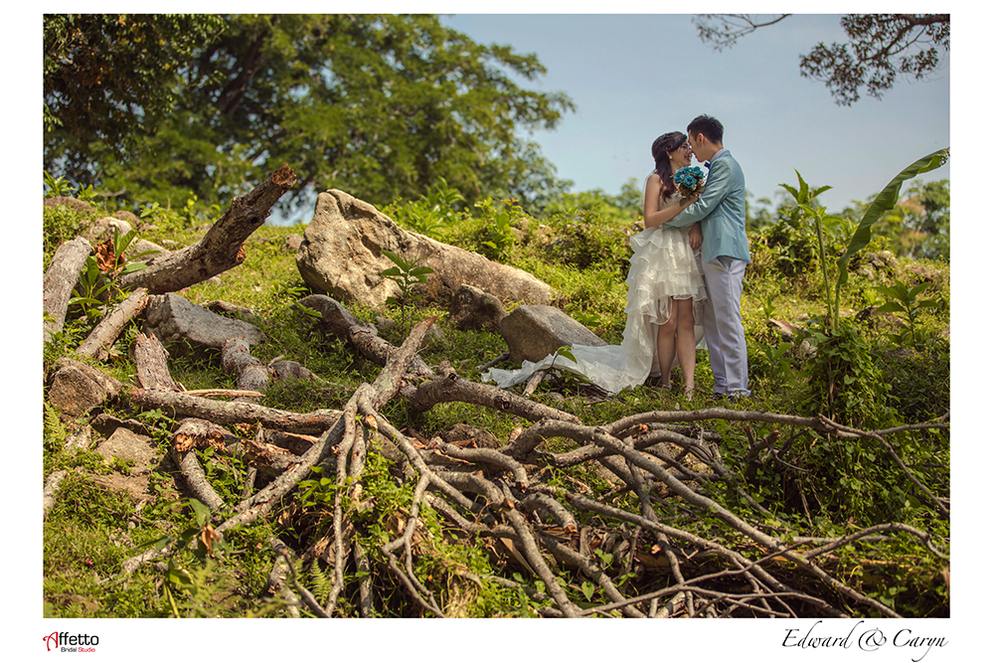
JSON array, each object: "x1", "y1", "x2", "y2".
[
  {"x1": 44, "y1": 14, "x2": 225, "y2": 170},
  {"x1": 693, "y1": 14, "x2": 949, "y2": 105},
  {"x1": 542, "y1": 179, "x2": 642, "y2": 225},
  {"x1": 45, "y1": 14, "x2": 575, "y2": 215},
  {"x1": 902, "y1": 180, "x2": 950, "y2": 260}
]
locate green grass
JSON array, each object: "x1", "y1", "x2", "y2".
[{"x1": 42, "y1": 196, "x2": 950, "y2": 618}]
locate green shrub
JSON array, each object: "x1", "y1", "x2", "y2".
[
  {"x1": 43, "y1": 205, "x2": 92, "y2": 267},
  {"x1": 881, "y1": 345, "x2": 950, "y2": 423}
]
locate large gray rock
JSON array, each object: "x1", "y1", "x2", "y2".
[
  {"x1": 296, "y1": 189, "x2": 553, "y2": 308},
  {"x1": 144, "y1": 293, "x2": 265, "y2": 352},
  {"x1": 499, "y1": 305, "x2": 606, "y2": 364}
]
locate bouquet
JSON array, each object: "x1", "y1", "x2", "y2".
[{"x1": 674, "y1": 166, "x2": 706, "y2": 198}]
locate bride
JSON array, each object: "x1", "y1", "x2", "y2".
[{"x1": 483, "y1": 131, "x2": 707, "y2": 398}]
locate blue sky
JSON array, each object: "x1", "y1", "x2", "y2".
[{"x1": 439, "y1": 13, "x2": 950, "y2": 213}]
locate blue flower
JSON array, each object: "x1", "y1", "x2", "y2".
[{"x1": 674, "y1": 166, "x2": 706, "y2": 196}]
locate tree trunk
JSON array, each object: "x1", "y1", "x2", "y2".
[
  {"x1": 43, "y1": 237, "x2": 92, "y2": 343},
  {"x1": 117, "y1": 165, "x2": 297, "y2": 294}
]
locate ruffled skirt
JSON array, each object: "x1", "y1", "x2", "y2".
[{"x1": 483, "y1": 225, "x2": 706, "y2": 394}]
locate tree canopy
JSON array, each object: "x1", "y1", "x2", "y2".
[
  {"x1": 44, "y1": 15, "x2": 226, "y2": 165},
  {"x1": 693, "y1": 14, "x2": 949, "y2": 105},
  {"x1": 43, "y1": 14, "x2": 575, "y2": 215}
]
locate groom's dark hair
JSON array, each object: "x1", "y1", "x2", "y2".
[{"x1": 687, "y1": 115, "x2": 723, "y2": 144}]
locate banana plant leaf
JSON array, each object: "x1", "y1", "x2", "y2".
[{"x1": 834, "y1": 148, "x2": 949, "y2": 306}]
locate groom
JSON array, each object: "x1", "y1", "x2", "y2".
[{"x1": 667, "y1": 115, "x2": 751, "y2": 398}]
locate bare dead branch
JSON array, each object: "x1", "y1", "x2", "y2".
[
  {"x1": 117, "y1": 165, "x2": 297, "y2": 294},
  {"x1": 76, "y1": 287, "x2": 148, "y2": 360}
]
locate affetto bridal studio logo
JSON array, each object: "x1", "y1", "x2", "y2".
[{"x1": 42, "y1": 631, "x2": 100, "y2": 653}]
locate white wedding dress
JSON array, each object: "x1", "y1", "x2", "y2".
[{"x1": 483, "y1": 193, "x2": 707, "y2": 394}]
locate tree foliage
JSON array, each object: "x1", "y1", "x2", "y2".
[
  {"x1": 44, "y1": 14, "x2": 226, "y2": 164},
  {"x1": 43, "y1": 14, "x2": 575, "y2": 214},
  {"x1": 693, "y1": 14, "x2": 949, "y2": 105}
]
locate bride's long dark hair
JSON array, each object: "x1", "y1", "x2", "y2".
[{"x1": 651, "y1": 131, "x2": 687, "y2": 200}]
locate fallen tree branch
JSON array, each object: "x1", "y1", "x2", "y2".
[
  {"x1": 76, "y1": 287, "x2": 148, "y2": 360},
  {"x1": 123, "y1": 388, "x2": 343, "y2": 436},
  {"x1": 221, "y1": 338, "x2": 269, "y2": 396},
  {"x1": 299, "y1": 294, "x2": 434, "y2": 378},
  {"x1": 169, "y1": 418, "x2": 229, "y2": 514},
  {"x1": 44, "y1": 236, "x2": 92, "y2": 343},
  {"x1": 298, "y1": 294, "x2": 579, "y2": 423},
  {"x1": 407, "y1": 362, "x2": 580, "y2": 423},
  {"x1": 117, "y1": 165, "x2": 297, "y2": 294},
  {"x1": 214, "y1": 317, "x2": 437, "y2": 537},
  {"x1": 134, "y1": 333, "x2": 180, "y2": 391}
]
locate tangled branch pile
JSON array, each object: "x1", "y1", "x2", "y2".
[{"x1": 116, "y1": 313, "x2": 946, "y2": 618}]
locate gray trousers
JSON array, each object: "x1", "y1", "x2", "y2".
[{"x1": 700, "y1": 256, "x2": 750, "y2": 396}]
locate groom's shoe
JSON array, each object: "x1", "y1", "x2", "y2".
[{"x1": 727, "y1": 391, "x2": 751, "y2": 405}]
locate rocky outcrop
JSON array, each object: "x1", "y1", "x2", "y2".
[
  {"x1": 498, "y1": 304, "x2": 606, "y2": 364},
  {"x1": 295, "y1": 189, "x2": 552, "y2": 308}
]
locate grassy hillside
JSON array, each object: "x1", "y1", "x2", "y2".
[{"x1": 42, "y1": 179, "x2": 950, "y2": 618}]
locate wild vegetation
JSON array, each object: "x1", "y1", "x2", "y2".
[{"x1": 42, "y1": 149, "x2": 949, "y2": 618}]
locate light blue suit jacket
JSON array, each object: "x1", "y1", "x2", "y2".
[{"x1": 667, "y1": 149, "x2": 750, "y2": 264}]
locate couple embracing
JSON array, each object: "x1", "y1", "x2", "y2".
[
  {"x1": 642, "y1": 114, "x2": 751, "y2": 400},
  {"x1": 484, "y1": 114, "x2": 750, "y2": 402}
]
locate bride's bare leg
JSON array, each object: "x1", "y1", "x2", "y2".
[
  {"x1": 656, "y1": 299, "x2": 678, "y2": 390},
  {"x1": 674, "y1": 297, "x2": 697, "y2": 394}
]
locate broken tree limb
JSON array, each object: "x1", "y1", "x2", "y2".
[
  {"x1": 172, "y1": 417, "x2": 228, "y2": 453},
  {"x1": 407, "y1": 362, "x2": 580, "y2": 423},
  {"x1": 212, "y1": 316, "x2": 437, "y2": 538},
  {"x1": 124, "y1": 388, "x2": 343, "y2": 436},
  {"x1": 77, "y1": 287, "x2": 149, "y2": 360},
  {"x1": 298, "y1": 295, "x2": 578, "y2": 422},
  {"x1": 117, "y1": 165, "x2": 297, "y2": 294},
  {"x1": 182, "y1": 389, "x2": 265, "y2": 398},
  {"x1": 43, "y1": 236, "x2": 92, "y2": 344},
  {"x1": 133, "y1": 333, "x2": 180, "y2": 391},
  {"x1": 298, "y1": 294, "x2": 434, "y2": 378},
  {"x1": 170, "y1": 418, "x2": 228, "y2": 513},
  {"x1": 221, "y1": 338, "x2": 269, "y2": 397}
]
